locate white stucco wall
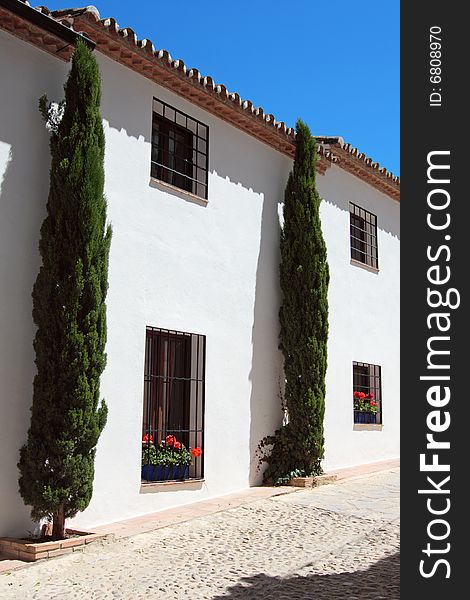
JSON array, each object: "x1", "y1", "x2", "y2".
[
  {"x1": 0, "y1": 27, "x2": 399, "y2": 536},
  {"x1": 0, "y1": 35, "x2": 290, "y2": 534},
  {"x1": 68, "y1": 52, "x2": 291, "y2": 529},
  {"x1": 317, "y1": 165, "x2": 400, "y2": 470}
]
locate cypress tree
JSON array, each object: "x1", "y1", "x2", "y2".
[
  {"x1": 261, "y1": 119, "x2": 329, "y2": 483},
  {"x1": 18, "y1": 41, "x2": 111, "y2": 539}
]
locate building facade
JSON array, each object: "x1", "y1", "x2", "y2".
[{"x1": 0, "y1": 1, "x2": 400, "y2": 536}]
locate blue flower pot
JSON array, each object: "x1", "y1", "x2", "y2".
[
  {"x1": 354, "y1": 411, "x2": 377, "y2": 424},
  {"x1": 142, "y1": 464, "x2": 189, "y2": 481},
  {"x1": 170, "y1": 465, "x2": 190, "y2": 480}
]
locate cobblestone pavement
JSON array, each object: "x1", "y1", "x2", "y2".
[{"x1": 0, "y1": 468, "x2": 399, "y2": 599}]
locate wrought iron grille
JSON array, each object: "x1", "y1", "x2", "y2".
[
  {"x1": 350, "y1": 203, "x2": 379, "y2": 269},
  {"x1": 142, "y1": 327, "x2": 205, "y2": 481},
  {"x1": 353, "y1": 361, "x2": 382, "y2": 424},
  {"x1": 151, "y1": 98, "x2": 209, "y2": 199}
]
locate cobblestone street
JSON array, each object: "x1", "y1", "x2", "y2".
[{"x1": 0, "y1": 467, "x2": 399, "y2": 599}]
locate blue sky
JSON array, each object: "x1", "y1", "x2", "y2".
[{"x1": 46, "y1": 0, "x2": 399, "y2": 175}]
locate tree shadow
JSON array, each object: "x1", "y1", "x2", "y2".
[
  {"x1": 212, "y1": 552, "x2": 399, "y2": 599},
  {"x1": 247, "y1": 161, "x2": 289, "y2": 485}
]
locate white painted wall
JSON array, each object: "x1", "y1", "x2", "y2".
[
  {"x1": 317, "y1": 165, "x2": 400, "y2": 470},
  {"x1": 0, "y1": 28, "x2": 399, "y2": 536},
  {"x1": 58, "y1": 52, "x2": 292, "y2": 530}
]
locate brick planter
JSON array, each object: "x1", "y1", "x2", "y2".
[
  {"x1": 289, "y1": 476, "x2": 315, "y2": 488},
  {"x1": 0, "y1": 529, "x2": 108, "y2": 562},
  {"x1": 289, "y1": 474, "x2": 338, "y2": 488}
]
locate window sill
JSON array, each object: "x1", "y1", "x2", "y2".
[
  {"x1": 353, "y1": 423, "x2": 383, "y2": 431},
  {"x1": 140, "y1": 479, "x2": 205, "y2": 494},
  {"x1": 350, "y1": 258, "x2": 380, "y2": 274},
  {"x1": 149, "y1": 177, "x2": 208, "y2": 206}
]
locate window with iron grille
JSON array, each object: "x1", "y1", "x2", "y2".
[
  {"x1": 142, "y1": 327, "x2": 205, "y2": 481},
  {"x1": 350, "y1": 203, "x2": 378, "y2": 269},
  {"x1": 151, "y1": 98, "x2": 209, "y2": 199},
  {"x1": 353, "y1": 361, "x2": 382, "y2": 424}
]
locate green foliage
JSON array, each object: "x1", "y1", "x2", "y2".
[
  {"x1": 18, "y1": 41, "x2": 111, "y2": 527},
  {"x1": 142, "y1": 442, "x2": 192, "y2": 468},
  {"x1": 259, "y1": 119, "x2": 329, "y2": 484}
]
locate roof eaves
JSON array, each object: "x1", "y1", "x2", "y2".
[
  {"x1": 316, "y1": 136, "x2": 400, "y2": 201},
  {"x1": 0, "y1": 0, "x2": 95, "y2": 55}
]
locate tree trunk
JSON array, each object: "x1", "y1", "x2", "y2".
[{"x1": 52, "y1": 504, "x2": 65, "y2": 540}]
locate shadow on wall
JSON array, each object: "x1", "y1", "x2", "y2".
[
  {"x1": 0, "y1": 142, "x2": 44, "y2": 535},
  {"x1": 210, "y1": 135, "x2": 289, "y2": 485},
  {"x1": 0, "y1": 41, "x2": 59, "y2": 534},
  {"x1": 247, "y1": 164, "x2": 287, "y2": 486},
  {"x1": 320, "y1": 171, "x2": 400, "y2": 241},
  {"x1": 211, "y1": 552, "x2": 400, "y2": 599}
]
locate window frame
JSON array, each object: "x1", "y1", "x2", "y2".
[
  {"x1": 151, "y1": 98, "x2": 209, "y2": 200},
  {"x1": 352, "y1": 361, "x2": 382, "y2": 425},
  {"x1": 349, "y1": 203, "x2": 379, "y2": 269},
  {"x1": 142, "y1": 326, "x2": 206, "y2": 482}
]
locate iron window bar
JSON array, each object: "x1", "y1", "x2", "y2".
[{"x1": 150, "y1": 160, "x2": 208, "y2": 190}]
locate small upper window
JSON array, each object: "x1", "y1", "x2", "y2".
[
  {"x1": 151, "y1": 98, "x2": 209, "y2": 199},
  {"x1": 350, "y1": 203, "x2": 378, "y2": 269}
]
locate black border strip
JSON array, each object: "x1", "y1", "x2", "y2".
[{"x1": 401, "y1": 2, "x2": 466, "y2": 596}]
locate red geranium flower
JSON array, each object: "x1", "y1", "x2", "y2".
[
  {"x1": 353, "y1": 391, "x2": 360, "y2": 399},
  {"x1": 165, "y1": 435, "x2": 175, "y2": 446},
  {"x1": 174, "y1": 441, "x2": 182, "y2": 450},
  {"x1": 369, "y1": 391, "x2": 375, "y2": 400},
  {"x1": 370, "y1": 400, "x2": 377, "y2": 406},
  {"x1": 142, "y1": 434, "x2": 153, "y2": 444},
  {"x1": 359, "y1": 392, "x2": 366, "y2": 399},
  {"x1": 191, "y1": 447, "x2": 202, "y2": 458}
]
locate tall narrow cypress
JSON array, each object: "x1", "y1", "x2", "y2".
[
  {"x1": 18, "y1": 41, "x2": 111, "y2": 539},
  {"x1": 261, "y1": 119, "x2": 329, "y2": 483}
]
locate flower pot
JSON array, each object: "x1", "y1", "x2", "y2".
[
  {"x1": 141, "y1": 464, "x2": 158, "y2": 481},
  {"x1": 141, "y1": 464, "x2": 190, "y2": 482},
  {"x1": 354, "y1": 411, "x2": 377, "y2": 424},
  {"x1": 170, "y1": 465, "x2": 190, "y2": 480}
]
